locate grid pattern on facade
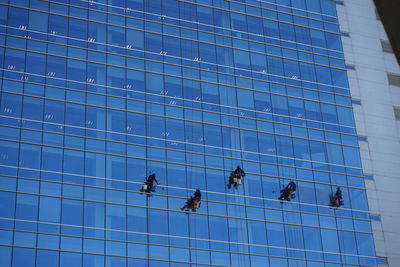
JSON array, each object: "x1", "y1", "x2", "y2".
[{"x1": 0, "y1": 0, "x2": 378, "y2": 266}]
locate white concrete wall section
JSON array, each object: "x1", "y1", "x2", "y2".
[{"x1": 337, "y1": 1, "x2": 400, "y2": 266}]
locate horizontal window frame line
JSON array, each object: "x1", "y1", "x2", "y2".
[
  {"x1": 40, "y1": 0, "x2": 342, "y2": 46},
  {"x1": 174, "y1": 0, "x2": 341, "y2": 35},
  {"x1": 0, "y1": 27, "x2": 351, "y2": 98},
  {"x1": 0, "y1": 228, "x2": 373, "y2": 267},
  {"x1": 0, "y1": 173, "x2": 372, "y2": 223},
  {"x1": 0, "y1": 214, "x2": 376, "y2": 258},
  {"x1": 0, "y1": 163, "x2": 371, "y2": 213},
  {"x1": 0, "y1": 119, "x2": 365, "y2": 179},
  {"x1": 1, "y1": 22, "x2": 351, "y2": 90},
  {"x1": 1, "y1": 75, "x2": 358, "y2": 138},
  {"x1": 0, "y1": 90, "x2": 361, "y2": 150}
]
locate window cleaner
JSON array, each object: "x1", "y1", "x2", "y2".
[
  {"x1": 227, "y1": 166, "x2": 246, "y2": 189},
  {"x1": 140, "y1": 173, "x2": 158, "y2": 195},
  {"x1": 279, "y1": 181, "x2": 297, "y2": 202},
  {"x1": 329, "y1": 187, "x2": 343, "y2": 208},
  {"x1": 181, "y1": 189, "x2": 202, "y2": 213}
]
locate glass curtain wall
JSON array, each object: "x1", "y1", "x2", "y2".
[{"x1": 0, "y1": 0, "x2": 377, "y2": 266}]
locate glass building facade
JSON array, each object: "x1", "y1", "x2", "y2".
[{"x1": 0, "y1": 0, "x2": 378, "y2": 266}]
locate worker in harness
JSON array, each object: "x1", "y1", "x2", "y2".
[
  {"x1": 330, "y1": 187, "x2": 343, "y2": 208},
  {"x1": 278, "y1": 181, "x2": 296, "y2": 202},
  {"x1": 227, "y1": 166, "x2": 246, "y2": 189},
  {"x1": 140, "y1": 173, "x2": 158, "y2": 194},
  {"x1": 181, "y1": 189, "x2": 202, "y2": 213}
]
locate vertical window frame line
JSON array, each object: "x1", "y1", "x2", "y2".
[
  {"x1": 221, "y1": 8, "x2": 235, "y2": 264},
  {"x1": 161, "y1": 10, "x2": 172, "y2": 259},
  {"x1": 56, "y1": 6, "x2": 70, "y2": 266},
  {"x1": 82, "y1": 6, "x2": 90, "y2": 265},
  {"x1": 12, "y1": 2, "x2": 30, "y2": 262},
  {"x1": 34, "y1": 0, "x2": 50, "y2": 263},
  {"x1": 103, "y1": 7, "x2": 109, "y2": 261},
  {"x1": 198, "y1": 19, "x2": 214, "y2": 264},
  {"x1": 242, "y1": 12, "x2": 261, "y2": 264},
  {"x1": 123, "y1": 10, "x2": 129, "y2": 264}
]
